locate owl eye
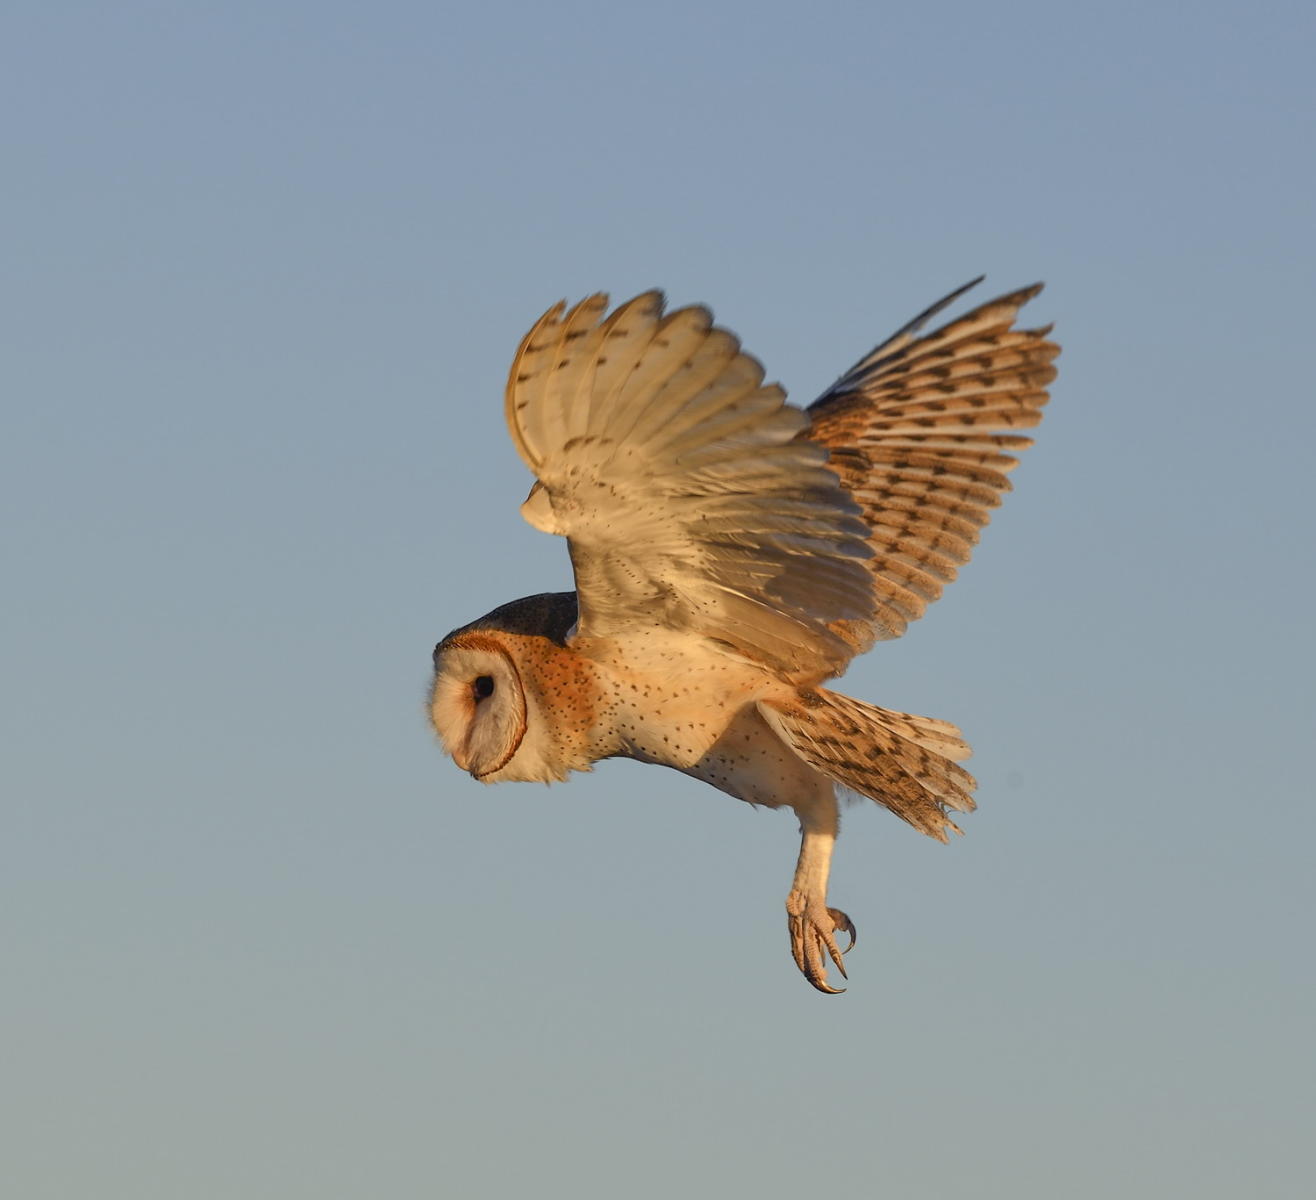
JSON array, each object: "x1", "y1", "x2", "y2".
[{"x1": 472, "y1": 675, "x2": 495, "y2": 702}]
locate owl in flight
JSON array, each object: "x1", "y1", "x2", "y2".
[{"x1": 431, "y1": 278, "x2": 1058, "y2": 992}]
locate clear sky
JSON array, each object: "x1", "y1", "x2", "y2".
[{"x1": 4, "y1": 2, "x2": 1313, "y2": 1197}]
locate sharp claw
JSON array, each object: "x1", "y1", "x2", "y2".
[
  {"x1": 825, "y1": 935, "x2": 848, "y2": 979},
  {"x1": 807, "y1": 974, "x2": 845, "y2": 995},
  {"x1": 828, "y1": 907, "x2": 857, "y2": 954},
  {"x1": 804, "y1": 937, "x2": 844, "y2": 993}
]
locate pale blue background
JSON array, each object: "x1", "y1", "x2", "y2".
[{"x1": 4, "y1": 2, "x2": 1313, "y2": 1197}]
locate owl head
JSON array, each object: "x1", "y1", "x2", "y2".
[
  {"x1": 430, "y1": 632, "x2": 530, "y2": 778},
  {"x1": 429, "y1": 592, "x2": 579, "y2": 784}
]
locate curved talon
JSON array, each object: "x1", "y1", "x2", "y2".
[
  {"x1": 787, "y1": 890, "x2": 854, "y2": 994},
  {"x1": 828, "y1": 907, "x2": 857, "y2": 954},
  {"x1": 809, "y1": 974, "x2": 845, "y2": 995}
]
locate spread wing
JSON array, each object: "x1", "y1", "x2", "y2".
[
  {"x1": 504, "y1": 291, "x2": 876, "y2": 678},
  {"x1": 806, "y1": 279, "x2": 1060, "y2": 647}
]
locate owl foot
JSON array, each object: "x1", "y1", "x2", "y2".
[{"x1": 786, "y1": 890, "x2": 857, "y2": 994}]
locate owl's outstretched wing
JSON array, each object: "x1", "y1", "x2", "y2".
[
  {"x1": 504, "y1": 291, "x2": 876, "y2": 679},
  {"x1": 806, "y1": 280, "x2": 1060, "y2": 647}
]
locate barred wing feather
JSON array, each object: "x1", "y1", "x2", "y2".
[{"x1": 806, "y1": 280, "x2": 1060, "y2": 646}]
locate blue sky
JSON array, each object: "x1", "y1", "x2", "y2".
[{"x1": 4, "y1": 2, "x2": 1313, "y2": 1197}]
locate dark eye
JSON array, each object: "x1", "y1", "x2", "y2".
[{"x1": 472, "y1": 675, "x2": 495, "y2": 702}]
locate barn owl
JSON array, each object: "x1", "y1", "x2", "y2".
[{"x1": 430, "y1": 278, "x2": 1059, "y2": 992}]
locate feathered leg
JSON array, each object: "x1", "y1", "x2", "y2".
[{"x1": 786, "y1": 789, "x2": 856, "y2": 994}]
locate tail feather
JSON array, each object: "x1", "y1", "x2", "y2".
[{"x1": 759, "y1": 690, "x2": 977, "y2": 843}]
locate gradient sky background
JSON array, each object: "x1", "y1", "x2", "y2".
[{"x1": 4, "y1": 2, "x2": 1313, "y2": 1197}]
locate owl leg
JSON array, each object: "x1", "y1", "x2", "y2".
[{"x1": 786, "y1": 794, "x2": 856, "y2": 994}]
